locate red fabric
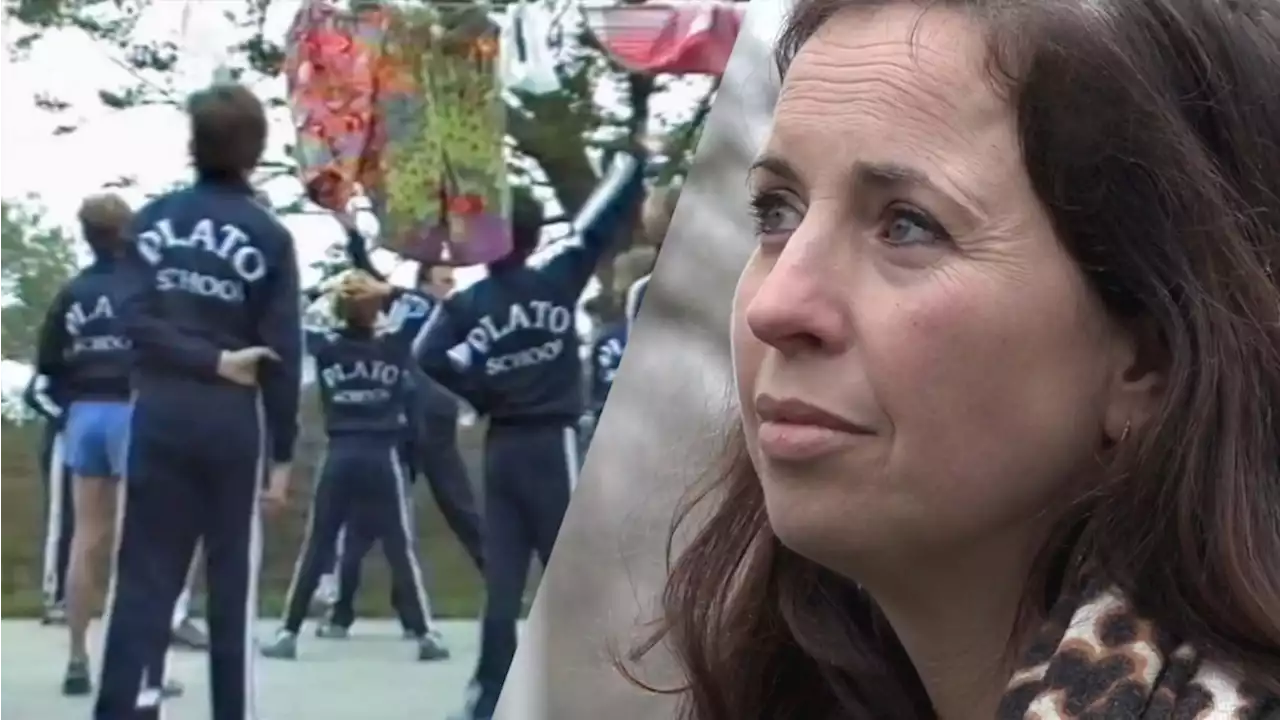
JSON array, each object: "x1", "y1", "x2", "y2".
[{"x1": 585, "y1": 2, "x2": 746, "y2": 76}]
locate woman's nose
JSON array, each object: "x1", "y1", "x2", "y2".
[{"x1": 744, "y1": 250, "x2": 850, "y2": 357}]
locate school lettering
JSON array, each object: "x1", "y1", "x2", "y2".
[
  {"x1": 136, "y1": 217, "x2": 267, "y2": 303},
  {"x1": 486, "y1": 339, "x2": 565, "y2": 376},
  {"x1": 156, "y1": 268, "x2": 245, "y2": 302},
  {"x1": 320, "y1": 359, "x2": 402, "y2": 405},
  {"x1": 64, "y1": 295, "x2": 130, "y2": 357},
  {"x1": 462, "y1": 301, "x2": 574, "y2": 376},
  {"x1": 464, "y1": 301, "x2": 573, "y2": 355}
]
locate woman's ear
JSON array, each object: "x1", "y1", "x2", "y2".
[{"x1": 1104, "y1": 318, "x2": 1168, "y2": 442}]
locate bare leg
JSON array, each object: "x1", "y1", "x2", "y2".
[{"x1": 66, "y1": 475, "x2": 116, "y2": 663}]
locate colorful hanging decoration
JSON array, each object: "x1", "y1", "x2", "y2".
[
  {"x1": 283, "y1": 0, "x2": 384, "y2": 213},
  {"x1": 284, "y1": 0, "x2": 510, "y2": 266},
  {"x1": 582, "y1": 1, "x2": 746, "y2": 77}
]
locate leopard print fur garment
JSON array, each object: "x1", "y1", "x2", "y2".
[{"x1": 997, "y1": 586, "x2": 1279, "y2": 719}]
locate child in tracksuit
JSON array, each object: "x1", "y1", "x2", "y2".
[
  {"x1": 317, "y1": 261, "x2": 486, "y2": 631},
  {"x1": 262, "y1": 267, "x2": 449, "y2": 662},
  {"x1": 95, "y1": 84, "x2": 302, "y2": 720},
  {"x1": 315, "y1": 370, "x2": 422, "y2": 641},
  {"x1": 363, "y1": 149, "x2": 646, "y2": 720},
  {"x1": 314, "y1": 245, "x2": 486, "y2": 633}
]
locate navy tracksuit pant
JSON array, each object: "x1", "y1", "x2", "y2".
[
  {"x1": 39, "y1": 422, "x2": 73, "y2": 609},
  {"x1": 96, "y1": 383, "x2": 264, "y2": 720},
  {"x1": 416, "y1": 409, "x2": 485, "y2": 571},
  {"x1": 471, "y1": 420, "x2": 579, "y2": 720},
  {"x1": 283, "y1": 436, "x2": 432, "y2": 636},
  {"x1": 328, "y1": 521, "x2": 414, "y2": 630}
]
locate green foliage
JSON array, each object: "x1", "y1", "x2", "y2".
[{"x1": 1, "y1": 200, "x2": 77, "y2": 362}]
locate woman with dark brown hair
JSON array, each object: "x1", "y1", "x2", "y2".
[{"x1": 628, "y1": 0, "x2": 1280, "y2": 718}]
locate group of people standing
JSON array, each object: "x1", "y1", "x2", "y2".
[{"x1": 25, "y1": 81, "x2": 663, "y2": 720}]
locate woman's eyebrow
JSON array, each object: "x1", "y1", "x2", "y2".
[
  {"x1": 750, "y1": 154, "x2": 985, "y2": 222},
  {"x1": 748, "y1": 154, "x2": 800, "y2": 183}
]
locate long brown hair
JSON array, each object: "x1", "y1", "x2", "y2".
[{"x1": 624, "y1": 0, "x2": 1280, "y2": 717}]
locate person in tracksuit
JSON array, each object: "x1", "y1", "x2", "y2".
[
  {"x1": 304, "y1": 236, "x2": 481, "y2": 632},
  {"x1": 95, "y1": 84, "x2": 301, "y2": 720},
  {"x1": 317, "y1": 367, "x2": 446, "y2": 640},
  {"x1": 580, "y1": 246, "x2": 657, "y2": 456},
  {"x1": 403, "y1": 263, "x2": 486, "y2": 571},
  {"x1": 354, "y1": 150, "x2": 645, "y2": 720},
  {"x1": 358, "y1": 241, "x2": 487, "y2": 573},
  {"x1": 23, "y1": 374, "x2": 73, "y2": 626},
  {"x1": 315, "y1": 253, "x2": 487, "y2": 634},
  {"x1": 261, "y1": 265, "x2": 450, "y2": 661}
]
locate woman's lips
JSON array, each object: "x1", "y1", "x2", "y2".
[{"x1": 754, "y1": 393, "x2": 874, "y2": 461}]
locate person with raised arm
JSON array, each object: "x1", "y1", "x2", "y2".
[
  {"x1": 261, "y1": 263, "x2": 450, "y2": 662},
  {"x1": 348, "y1": 149, "x2": 647, "y2": 720}
]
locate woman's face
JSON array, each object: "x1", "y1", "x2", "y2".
[{"x1": 732, "y1": 5, "x2": 1138, "y2": 571}]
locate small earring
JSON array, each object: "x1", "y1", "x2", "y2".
[{"x1": 1119, "y1": 420, "x2": 1132, "y2": 444}]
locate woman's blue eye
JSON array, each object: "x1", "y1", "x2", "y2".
[
  {"x1": 884, "y1": 207, "x2": 949, "y2": 246},
  {"x1": 749, "y1": 194, "x2": 802, "y2": 237}
]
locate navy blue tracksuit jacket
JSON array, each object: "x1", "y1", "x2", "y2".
[
  {"x1": 34, "y1": 255, "x2": 135, "y2": 409},
  {"x1": 96, "y1": 177, "x2": 302, "y2": 720},
  {"x1": 415, "y1": 151, "x2": 646, "y2": 720},
  {"x1": 281, "y1": 292, "x2": 436, "y2": 637}
]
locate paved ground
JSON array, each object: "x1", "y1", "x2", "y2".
[{"x1": 1, "y1": 619, "x2": 487, "y2": 719}]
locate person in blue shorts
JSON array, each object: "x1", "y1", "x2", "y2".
[{"x1": 33, "y1": 194, "x2": 182, "y2": 699}]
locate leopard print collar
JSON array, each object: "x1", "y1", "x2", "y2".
[{"x1": 997, "y1": 586, "x2": 1277, "y2": 719}]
